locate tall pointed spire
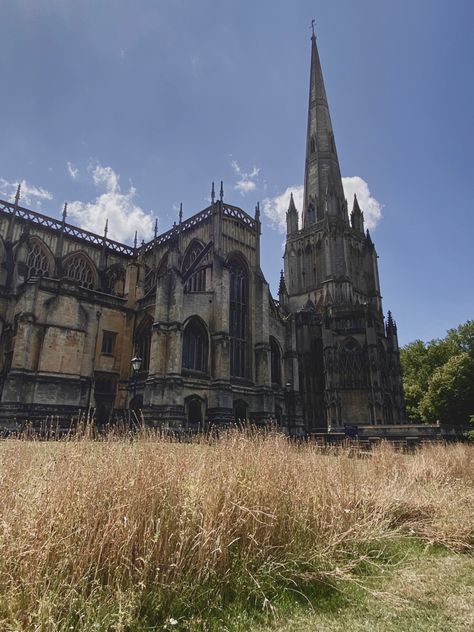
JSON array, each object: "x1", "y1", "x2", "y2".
[
  {"x1": 303, "y1": 26, "x2": 345, "y2": 227},
  {"x1": 286, "y1": 192, "x2": 298, "y2": 235}
]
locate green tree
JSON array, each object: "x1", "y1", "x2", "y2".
[
  {"x1": 419, "y1": 352, "x2": 474, "y2": 425},
  {"x1": 400, "y1": 320, "x2": 474, "y2": 425}
]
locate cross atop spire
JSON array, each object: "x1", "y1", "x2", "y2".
[{"x1": 303, "y1": 28, "x2": 345, "y2": 227}]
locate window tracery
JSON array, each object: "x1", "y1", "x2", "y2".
[
  {"x1": 183, "y1": 241, "x2": 206, "y2": 293},
  {"x1": 229, "y1": 258, "x2": 248, "y2": 378},
  {"x1": 26, "y1": 240, "x2": 50, "y2": 279},
  {"x1": 182, "y1": 318, "x2": 208, "y2": 373},
  {"x1": 64, "y1": 254, "x2": 95, "y2": 289}
]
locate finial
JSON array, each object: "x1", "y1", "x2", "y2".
[
  {"x1": 179, "y1": 202, "x2": 183, "y2": 224},
  {"x1": 103, "y1": 218, "x2": 108, "y2": 239},
  {"x1": 288, "y1": 192, "x2": 297, "y2": 213},
  {"x1": 255, "y1": 201, "x2": 260, "y2": 221},
  {"x1": 278, "y1": 269, "x2": 287, "y2": 295},
  {"x1": 62, "y1": 202, "x2": 68, "y2": 223},
  {"x1": 211, "y1": 181, "x2": 215, "y2": 204},
  {"x1": 154, "y1": 217, "x2": 158, "y2": 239},
  {"x1": 134, "y1": 231, "x2": 138, "y2": 249},
  {"x1": 352, "y1": 193, "x2": 362, "y2": 214},
  {"x1": 311, "y1": 19, "x2": 316, "y2": 38},
  {"x1": 14, "y1": 183, "x2": 21, "y2": 206},
  {"x1": 219, "y1": 180, "x2": 224, "y2": 202},
  {"x1": 141, "y1": 238, "x2": 145, "y2": 247}
]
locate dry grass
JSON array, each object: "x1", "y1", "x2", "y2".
[{"x1": 0, "y1": 429, "x2": 473, "y2": 630}]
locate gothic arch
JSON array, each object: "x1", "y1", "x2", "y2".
[
  {"x1": 182, "y1": 316, "x2": 209, "y2": 374},
  {"x1": 103, "y1": 263, "x2": 125, "y2": 296},
  {"x1": 24, "y1": 237, "x2": 54, "y2": 280},
  {"x1": 270, "y1": 336, "x2": 282, "y2": 386},
  {"x1": 134, "y1": 312, "x2": 153, "y2": 373},
  {"x1": 63, "y1": 251, "x2": 98, "y2": 289},
  {"x1": 227, "y1": 253, "x2": 250, "y2": 378},
  {"x1": 185, "y1": 394, "x2": 205, "y2": 427},
  {"x1": 182, "y1": 239, "x2": 204, "y2": 273},
  {"x1": 233, "y1": 399, "x2": 248, "y2": 422},
  {"x1": 339, "y1": 337, "x2": 366, "y2": 388}
]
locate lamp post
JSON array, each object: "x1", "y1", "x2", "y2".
[
  {"x1": 285, "y1": 380, "x2": 292, "y2": 435},
  {"x1": 130, "y1": 356, "x2": 142, "y2": 410}
]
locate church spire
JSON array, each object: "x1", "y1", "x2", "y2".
[{"x1": 303, "y1": 26, "x2": 345, "y2": 227}]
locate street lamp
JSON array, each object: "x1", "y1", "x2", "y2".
[
  {"x1": 130, "y1": 356, "x2": 142, "y2": 409},
  {"x1": 285, "y1": 380, "x2": 292, "y2": 435}
]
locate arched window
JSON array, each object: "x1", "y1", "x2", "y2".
[
  {"x1": 104, "y1": 265, "x2": 125, "y2": 296},
  {"x1": 135, "y1": 315, "x2": 153, "y2": 373},
  {"x1": 229, "y1": 258, "x2": 248, "y2": 377},
  {"x1": 270, "y1": 338, "x2": 282, "y2": 385},
  {"x1": 182, "y1": 318, "x2": 208, "y2": 373},
  {"x1": 26, "y1": 240, "x2": 51, "y2": 279},
  {"x1": 233, "y1": 400, "x2": 248, "y2": 422},
  {"x1": 186, "y1": 396, "x2": 204, "y2": 427},
  {"x1": 64, "y1": 253, "x2": 95, "y2": 289},
  {"x1": 144, "y1": 266, "x2": 157, "y2": 295},
  {"x1": 182, "y1": 241, "x2": 203, "y2": 272},
  {"x1": 183, "y1": 241, "x2": 206, "y2": 293},
  {"x1": 339, "y1": 338, "x2": 366, "y2": 388}
]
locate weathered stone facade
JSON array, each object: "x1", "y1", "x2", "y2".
[{"x1": 0, "y1": 33, "x2": 404, "y2": 432}]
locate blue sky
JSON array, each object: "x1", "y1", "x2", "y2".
[{"x1": 1, "y1": 0, "x2": 473, "y2": 346}]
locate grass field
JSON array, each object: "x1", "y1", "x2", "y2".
[{"x1": 0, "y1": 429, "x2": 472, "y2": 631}]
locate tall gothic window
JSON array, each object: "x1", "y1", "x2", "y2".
[
  {"x1": 229, "y1": 258, "x2": 248, "y2": 378},
  {"x1": 183, "y1": 241, "x2": 206, "y2": 293},
  {"x1": 339, "y1": 338, "x2": 367, "y2": 388},
  {"x1": 135, "y1": 315, "x2": 152, "y2": 373},
  {"x1": 270, "y1": 337, "x2": 282, "y2": 385},
  {"x1": 182, "y1": 318, "x2": 208, "y2": 373},
  {"x1": 64, "y1": 254, "x2": 95, "y2": 289},
  {"x1": 104, "y1": 265, "x2": 125, "y2": 296},
  {"x1": 26, "y1": 240, "x2": 50, "y2": 279}
]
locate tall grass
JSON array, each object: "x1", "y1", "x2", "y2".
[{"x1": 0, "y1": 430, "x2": 473, "y2": 630}]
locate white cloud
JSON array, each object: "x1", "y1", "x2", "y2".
[
  {"x1": 341, "y1": 176, "x2": 382, "y2": 230},
  {"x1": 68, "y1": 163, "x2": 154, "y2": 243},
  {"x1": 67, "y1": 161, "x2": 79, "y2": 180},
  {"x1": 0, "y1": 177, "x2": 53, "y2": 209},
  {"x1": 231, "y1": 160, "x2": 260, "y2": 195},
  {"x1": 262, "y1": 177, "x2": 382, "y2": 233},
  {"x1": 262, "y1": 184, "x2": 304, "y2": 233}
]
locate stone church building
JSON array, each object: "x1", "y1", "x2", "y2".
[{"x1": 0, "y1": 32, "x2": 404, "y2": 433}]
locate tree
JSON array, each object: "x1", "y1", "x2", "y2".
[
  {"x1": 419, "y1": 352, "x2": 474, "y2": 425},
  {"x1": 400, "y1": 321, "x2": 474, "y2": 425}
]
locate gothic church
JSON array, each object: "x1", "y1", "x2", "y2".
[{"x1": 0, "y1": 32, "x2": 405, "y2": 432}]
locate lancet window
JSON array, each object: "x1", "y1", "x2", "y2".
[
  {"x1": 104, "y1": 265, "x2": 125, "y2": 296},
  {"x1": 64, "y1": 254, "x2": 95, "y2": 289},
  {"x1": 182, "y1": 317, "x2": 208, "y2": 373},
  {"x1": 183, "y1": 241, "x2": 206, "y2": 293},
  {"x1": 270, "y1": 337, "x2": 282, "y2": 385},
  {"x1": 135, "y1": 316, "x2": 152, "y2": 373},
  {"x1": 339, "y1": 338, "x2": 366, "y2": 388},
  {"x1": 25, "y1": 240, "x2": 51, "y2": 279},
  {"x1": 229, "y1": 258, "x2": 248, "y2": 378}
]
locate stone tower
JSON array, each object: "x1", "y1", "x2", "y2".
[{"x1": 283, "y1": 30, "x2": 405, "y2": 429}]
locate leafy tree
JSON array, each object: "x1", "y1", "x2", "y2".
[
  {"x1": 400, "y1": 321, "x2": 474, "y2": 425},
  {"x1": 419, "y1": 352, "x2": 474, "y2": 425}
]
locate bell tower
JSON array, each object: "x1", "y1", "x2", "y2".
[{"x1": 283, "y1": 26, "x2": 405, "y2": 429}]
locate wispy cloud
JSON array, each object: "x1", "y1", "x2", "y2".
[
  {"x1": 262, "y1": 177, "x2": 382, "y2": 233},
  {"x1": 231, "y1": 160, "x2": 260, "y2": 195},
  {"x1": 0, "y1": 177, "x2": 53, "y2": 209},
  {"x1": 67, "y1": 161, "x2": 79, "y2": 180},
  {"x1": 68, "y1": 163, "x2": 154, "y2": 243}
]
